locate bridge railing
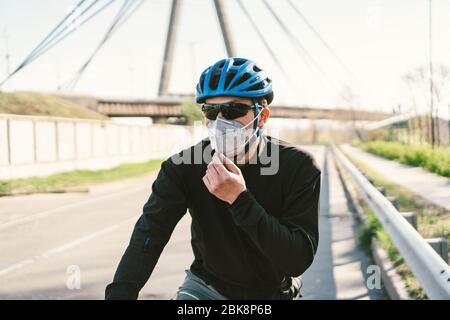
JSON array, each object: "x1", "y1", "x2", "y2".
[{"x1": 331, "y1": 143, "x2": 450, "y2": 299}]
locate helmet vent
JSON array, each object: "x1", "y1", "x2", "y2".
[
  {"x1": 230, "y1": 72, "x2": 250, "y2": 89},
  {"x1": 199, "y1": 74, "x2": 206, "y2": 91},
  {"x1": 253, "y1": 65, "x2": 262, "y2": 72},
  {"x1": 224, "y1": 70, "x2": 237, "y2": 89},
  {"x1": 233, "y1": 59, "x2": 245, "y2": 66},
  {"x1": 209, "y1": 69, "x2": 221, "y2": 90},
  {"x1": 244, "y1": 82, "x2": 264, "y2": 92}
]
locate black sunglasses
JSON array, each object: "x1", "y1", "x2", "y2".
[{"x1": 201, "y1": 102, "x2": 256, "y2": 120}]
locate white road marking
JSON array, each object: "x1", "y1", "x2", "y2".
[
  {"x1": 0, "y1": 216, "x2": 137, "y2": 277},
  {"x1": 0, "y1": 184, "x2": 148, "y2": 231}
]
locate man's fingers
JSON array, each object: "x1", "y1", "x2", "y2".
[
  {"x1": 212, "y1": 152, "x2": 222, "y2": 164},
  {"x1": 202, "y1": 174, "x2": 212, "y2": 191},
  {"x1": 206, "y1": 164, "x2": 220, "y2": 184},
  {"x1": 212, "y1": 162, "x2": 228, "y2": 177},
  {"x1": 209, "y1": 154, "x2": 230, "y2": 178},
  {"x1": 220, "y1": 154, "x2": 241, "y2": 174}
]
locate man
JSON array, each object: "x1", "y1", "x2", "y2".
[{"x1": 105, "y1": 57, "x2": 321, "y2": 300}]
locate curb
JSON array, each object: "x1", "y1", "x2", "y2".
[
  {"x1": 0, "y1": 187, "x2": 90, "y2": 197},
  {"x1": 332, "y1": 148, "x2": 412, "y2": 300},
  {"x1": 371, "y1": 239, "x2": 411, "y2": 300}
]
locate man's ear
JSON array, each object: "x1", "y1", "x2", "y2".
[{"x1": 258, "y1": 107, "x2": 270, "y2": 127}]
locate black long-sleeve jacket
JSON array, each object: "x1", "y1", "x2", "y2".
[{"x1": 105, "y1": 136, "x2": 321, "y2": 299}]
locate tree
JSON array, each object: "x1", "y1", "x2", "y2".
[
  {"x1": 180, "y1": 99, "x2": 203, "y2": 125},
  {"x1": 403, "y1": 64, "x2": 450, "y2": 146}
]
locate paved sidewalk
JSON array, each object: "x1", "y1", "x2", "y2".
[
  {"x1": 341, "y1": 144, "x2": 450, "y2": 211},
  {"x1": 301, "y1": 148, "x2": 385, "y2": 300}
]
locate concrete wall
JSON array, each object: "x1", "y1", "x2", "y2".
[{"x1": 0, "y1": 114, "x2": 206, "y2": 180}]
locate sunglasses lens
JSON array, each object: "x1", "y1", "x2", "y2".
[
  {"x1": 202, "y1": 105, "x2": 219, "y2": 120},
  {"x1": 225, "y1": 105, "x2": 251, "y2": 119},
  {"x1": 202, "y1": 103, "x2": 253, "y2": 120}
]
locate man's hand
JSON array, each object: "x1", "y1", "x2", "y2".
[{"x1": 202, "y1": 153, "x2": 246, "y2": 205}]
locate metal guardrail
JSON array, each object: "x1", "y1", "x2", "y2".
[{"x1": 331, "y1": 143, "x2": 450, "y2": 299}]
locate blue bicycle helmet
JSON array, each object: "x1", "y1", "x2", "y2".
[{"x1": 196, "y1": 57, "x2": 273, "y2": 104}]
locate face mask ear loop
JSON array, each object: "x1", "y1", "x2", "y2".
[{"x1": 253, "y1": 99, "x2": 261, "y2": 137}]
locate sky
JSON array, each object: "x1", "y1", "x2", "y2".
[{"x1": 0, "y1": 0, "x2": 449, "y2": 117}]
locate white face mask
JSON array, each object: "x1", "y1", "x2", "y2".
[{"x1": 207, "y1": 113, "x2": 261, "y2": 157}]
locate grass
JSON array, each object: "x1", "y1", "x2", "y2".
[
  {"x1": 354, "y1": 140, "x2": 450, "y2": 178},
  {"x1": 357, "y1": 204, "x2": 427, "y2": 299},
  {"x1": 344, "y1": 151, "x2": 450, "y2": 243},
  {"x1": 340, "y1": 149, "x2": 450, "y2": 299},
  {"x1": 0, "y1": 91, "x2": 107, "y2": 120},
  {"x1": 0, "y1": 159, "x2": 163, "y2": 194}
]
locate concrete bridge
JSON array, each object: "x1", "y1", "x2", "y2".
[{"x1": 59, "y1": 94, "x2": 388, "y2": 121}]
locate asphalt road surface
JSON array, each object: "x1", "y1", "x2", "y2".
[{"x1": 0, "y1": 145, "x2": 384, "y2": 300}]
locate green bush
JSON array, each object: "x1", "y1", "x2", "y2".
[
  {"x1": 180, "y1": 99, "x2": 204, "y2": 125},
  {"x1": 357, "y1": 206, "x2": 427, "y2": 299},
  {"x1": 402, "y1": 146, "x2": 427, "y2": 167},
  {"x1": 357, "y1": 210, "x2": 382, "y2": 254},
  {"x1": 359, "y1": 141, "x2": 450, "y2": 178}
]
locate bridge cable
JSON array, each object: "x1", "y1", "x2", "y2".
[
  {"x1": 63, "y1": 0, "x2": 145, "y2": 90},
  {"x1": 21, "y1": 0, "x2": 89, "y2": 68},
  {"x1": 287, "y1": 0, "x2": 358, "y2": 82},
  {"x1": 25, "y1": 0, "x2": 117, "y2": 67},
  {"x1": 23, "y1": 1, "x2": 102, "y2": 66},
  {"x1": 0, "y1": 0, "x2": 117, "y2": 88},
  {"x1": 0, "y1": 0, "x2": 95, "y2": 87},
  {"x1": 286, "y1": 0, "x2": 360, "y2": 118},
  {"x1": 262, "y1": 0, "x2": 340, "y2": 97},
  {"x1": 236, "y1": 0, "x2": 293, "y2": 85}
]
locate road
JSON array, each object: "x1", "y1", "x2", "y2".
[
  {"x1": 341, "y1": 144, "x2": 450, "y2": 211},
  {"x1": 0, "y1": 145, "x2": 384, "y2": 300},
  {"x1": 301, "y1": 147, "x2": 384, "y2": 300}
]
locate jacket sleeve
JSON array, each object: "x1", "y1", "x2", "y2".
[
  {"x1": 228, "y1": 155, "x2": 321, "y2": 277},
  {"x1": 105, "y1": 158, "x2": 188, "y2": 300}
]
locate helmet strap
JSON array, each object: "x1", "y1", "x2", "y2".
[{"x1": 253, "y1": 99, "x2": 261, "y2": 137}]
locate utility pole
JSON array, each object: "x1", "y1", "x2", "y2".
[
  {"x1": 429, "y1": 0, "x2": 435, "y2": 147},
  {"x1": 448, "y1": 104, "x2": 450, "y2": 147},
  {"x1": 2, "y1": 28, "x2": 11, "y2": 91}
]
